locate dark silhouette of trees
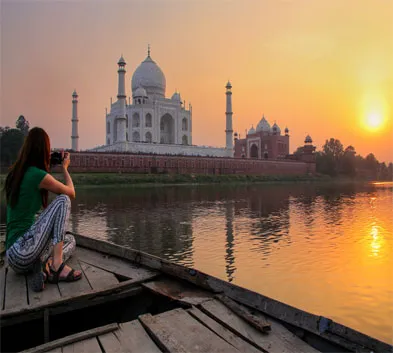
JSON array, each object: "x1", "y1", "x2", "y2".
[
  {"x1": 0, "y1": 116, "x2": 30, "y2": 166},
  {"x1": 297, "y1": 137, "x2": 392, "y2": 181},
  {"x1": 16, "y1": 115, "x2": 29, "y2": 136}
]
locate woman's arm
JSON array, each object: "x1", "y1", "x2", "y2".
[{"x1": 39, "y1": 152, "x2": 76, "y2": 199}]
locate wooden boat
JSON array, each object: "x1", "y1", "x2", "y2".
[{"x1": 0, "y1": 232, "x2": 391, "y2": 353}]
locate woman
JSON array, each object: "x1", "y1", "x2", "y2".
[{"x1": 4, "y1": 127, "x2": 82, "y2": 292}]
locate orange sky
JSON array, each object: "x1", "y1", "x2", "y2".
[{"x1": 1, "y1": 0, "x2": 392, "y2": 163}]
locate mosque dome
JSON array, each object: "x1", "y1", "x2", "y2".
[
  {"x1": 272, "y1": 123, "x2": 281, "y2": 134},
  {"x1": 305, "y1": 135, "x2": 313, "y2": 144},
  {"x1": 285, "y1": 127, "x2": 289, "y2": 134},
  {"x1": 248, "y1": 126, "x2": 256, "y2": 135},
  {"x1": 133, "y1": 87, "x2": 147, "y2": 98},
  {"x1": 132, "y1": 50, "x2": 166, "y2": 98},
  {"x1": 256, "y1": 116, "x2": 271, "y2": 132},
  {"x1": 171, "y1": 92, "x2": 181, "y2": 102}
]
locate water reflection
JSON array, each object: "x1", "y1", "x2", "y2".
[{"x1": 0, "y1": 182, "x2": 392, "y2": 344}]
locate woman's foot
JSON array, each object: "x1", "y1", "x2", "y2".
[{"x1": 48, "y1": 261, "x2": 82, "y2": 283}]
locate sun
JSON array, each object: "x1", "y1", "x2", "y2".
[{"x1": 365, "y1": 112, "x2": 383, "y2": 130}]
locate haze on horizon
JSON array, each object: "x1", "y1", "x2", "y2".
[{"x1": 1, "y1": 0, "x2": 392, "y2": 163}]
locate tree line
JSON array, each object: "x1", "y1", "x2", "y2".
[{"x1": 296, "y1": 138, "x2": 392, "y2": 181}]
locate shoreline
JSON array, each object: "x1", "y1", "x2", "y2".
[{"x1": 0, "y1": 172, "x2": 371, "y2": 189}]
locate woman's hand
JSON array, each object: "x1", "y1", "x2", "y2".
[{"x1": 62, "y1": 152, "x2": 71, "y2": 170}]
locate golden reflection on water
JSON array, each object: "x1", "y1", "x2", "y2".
[
  {"x1": 1, "y1": 182, "x2": 392, "y2": 344},
  {"x1": 369, "y1": 224, "x2": 383, "y2": 257}
]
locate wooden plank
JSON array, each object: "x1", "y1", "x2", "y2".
[
  {"x1": 79, "y1": 262, "x2": 119, "y2": 291},
  {"x1": 77, "y1": 247, "x2": 158, "y2": 281},
  {"x1": 188, "y1": 307, "x2": 262, "y2": 353},
  {"x1": 45, "y1": 349, "x2": 62, "y2": 353},
  {"x1": 28, "y1": 278, "x2": 62, "y2": 307},
  {"x1": 97, "y1": 332, "x2": 123, "y2": 353},
  {"x1": 62, "y1": 337, "x2": 101, "y2": 353},
  {"x1": 200, "y1": 300, "x2": 319, "y2": 353},
  {"x1": 216, "y1": 294, "x2": 271, "y2": 332},
  {"x1": 73, "y1": 233, "x2": 393, "y2": 353},
  {"x1": 22, "y1": 323, "x2": 118, "y2": 353},
  {"x1": 142, "y1": 278, "x2": 213, "y2": 306},
  {"x1": 57, "y1": 256, "x2": 92, "y2": 298},
  {"x1": 0, "y1": 282, "x2": 142, "y2": 327},
  {"x1": 139, "y1": 308, "x2": 239, "y2": 353},
  {"x1": 4, "y1": 267, "x2": 28, "y2": 310},
  {"x1": 116, "y1": 320, "x2": 161, "y2": 353},
  {"x1": 0, "y1": 266, "x2": 6, "y2": 310}
]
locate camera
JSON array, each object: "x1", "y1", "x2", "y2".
[{"x1": 50, "y1": 151, "x2": 63, "y2": 166}]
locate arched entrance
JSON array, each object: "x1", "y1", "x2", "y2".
[
  {"x1": 250, "y1": 144, "x2": 259, "y2": 159},
  {"x1": 182, "y1": 135, "x2": 188, "y2": 145},
  {"x1": 160, "y1": 114, "x2": 175, "y2": 144}
]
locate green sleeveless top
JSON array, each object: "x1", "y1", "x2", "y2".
[{"x1": 6, "y1": 166, "x2": 47, "y2": 249}]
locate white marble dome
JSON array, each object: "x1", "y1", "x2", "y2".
[
  {"x1": 256, "y1": 116, "x2": 271, "y2": 132},
  {"x1": 132, "y1": 54, "x2": 166, "y2": 98},
  {"x1": 272, "y1": 122, "x2": 281, "y2": 134},
  {"x1": 171, "y1": 92, "x2": 181, "y2": 102},
  {"x1": 133, "y1": 87, "x2": 147, "y2": 98},
  {"x1": 248, "y1": 126, "x2": 256, "y2": 134}
]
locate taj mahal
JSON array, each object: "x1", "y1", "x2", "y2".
[
  {"x1": 71, "y1": 47, "x2": 234, "y2": 157},
  {"x1": 70, "y1": 47, "x2": 298, "y2": 160}
]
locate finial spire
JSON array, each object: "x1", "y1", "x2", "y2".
[{"x1": 148, "y1": 44, "x2": 150, "y2": 57}]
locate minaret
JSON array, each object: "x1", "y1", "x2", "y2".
[
  {"x1": 71, "y1": 90, "x2": 79, "y2": 151},
  {"x1": 225, "y1": 81, "x2": 233, "y2": 150},
  {"x1": 116, "y1": 55, "x2": 127, "y2": 143}
]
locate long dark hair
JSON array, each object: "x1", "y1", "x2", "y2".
[{"x1": 4, "y1": 127, "x2": 50, "y2": 208}]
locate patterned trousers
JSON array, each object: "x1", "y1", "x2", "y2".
[{"x1": 7, "y1": 194, "x2": 75, "y2": 273}]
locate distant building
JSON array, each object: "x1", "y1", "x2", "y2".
[{"x1": 234, "y1": 115, "x2": 290, "y2": 159}]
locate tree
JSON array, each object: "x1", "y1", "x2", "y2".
[
  {"x1": 0, "y1": 128, "x2": 24, "y2": 166},
  {"x1": 365, "y1": 153, "x2": 379, "y2": 180},
  {"x1": 323, "y1": 138, "x2": 344, "y2": 161},
  {"x1": 16, "y1": 115, "x2": 29, "y2": 136},
  {"x1": 340, "y1": 145, "x2": 356, "y2": 177}
]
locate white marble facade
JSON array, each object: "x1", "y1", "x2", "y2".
[{"x1": 90, "y1": 48, "x2": 233, "y2": 157}]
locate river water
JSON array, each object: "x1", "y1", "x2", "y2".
[{"x1": 1, "y1": 182, "x2": 392, "y2": 344}]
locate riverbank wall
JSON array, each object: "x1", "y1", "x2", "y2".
[{"x1": 64, "y1": 151, "x2": 316, "y2": 176}]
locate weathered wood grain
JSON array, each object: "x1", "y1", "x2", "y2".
[
  {"x1": 139, "y1": 308, "x2": 239, "y2": 353},
  {"x1": 62, "y1": 337, "x2": 101, "y2": 353},
  {"x1": 97, "y1": 332, "x2": 123, "y2": 353},
  {"x1": 117, "y1": 320, "x2": 161, "y2": 353},
  {"x1": 58, "y1": 256, "x2": 92, "y2": 298},
  {"x1": 188, "y1": 307, "x2": 262, "y2": 353},
  {"x1": 0, "y1": 281, "x2": 142, "y2": 327},
  {"x1": 200, "y1": 300, "x2": 320, "y2": 353},
  {"x1": 216, "y1": 294, "x2": 271, "y2": 332},
  {"x1": 79, "y1": 262, "x2": 118, "y2": 291},
  {"x1": 44, "y1": 349, "x2": 62, "y2": 353},
  {"x1": 77, "y1": 247, "x2": 158, "y2": 281},
  {"x1": 0, "y1": 266, "x2": 7, "y2": 310},
  {"x1": 72, "y1": 233, "x2": 393, "y2": 353},
  {"x1": 22, "y1": 323, "x2": 118, "y2": 353},
  {"x1": 28, "y1": 277, "x2": 61, "y2": 308},
  {"x1": 142, "y1": 277, "x2": 213, "y2": 306},
  {"x1": 5, "y1": 267, "x2": 27, "y2": 310}
]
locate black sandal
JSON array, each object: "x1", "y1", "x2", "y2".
[{"x1": 48, "y1": 262, "x2": 82, "y2": 283}]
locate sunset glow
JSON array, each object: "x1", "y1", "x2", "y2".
[{"x1": 1, "y1": 0, "x2": 392, "y2": 162}]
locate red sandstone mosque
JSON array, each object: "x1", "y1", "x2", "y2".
[{"x1": 234, "y1": 115, "x2": 289, "y2": 159}]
